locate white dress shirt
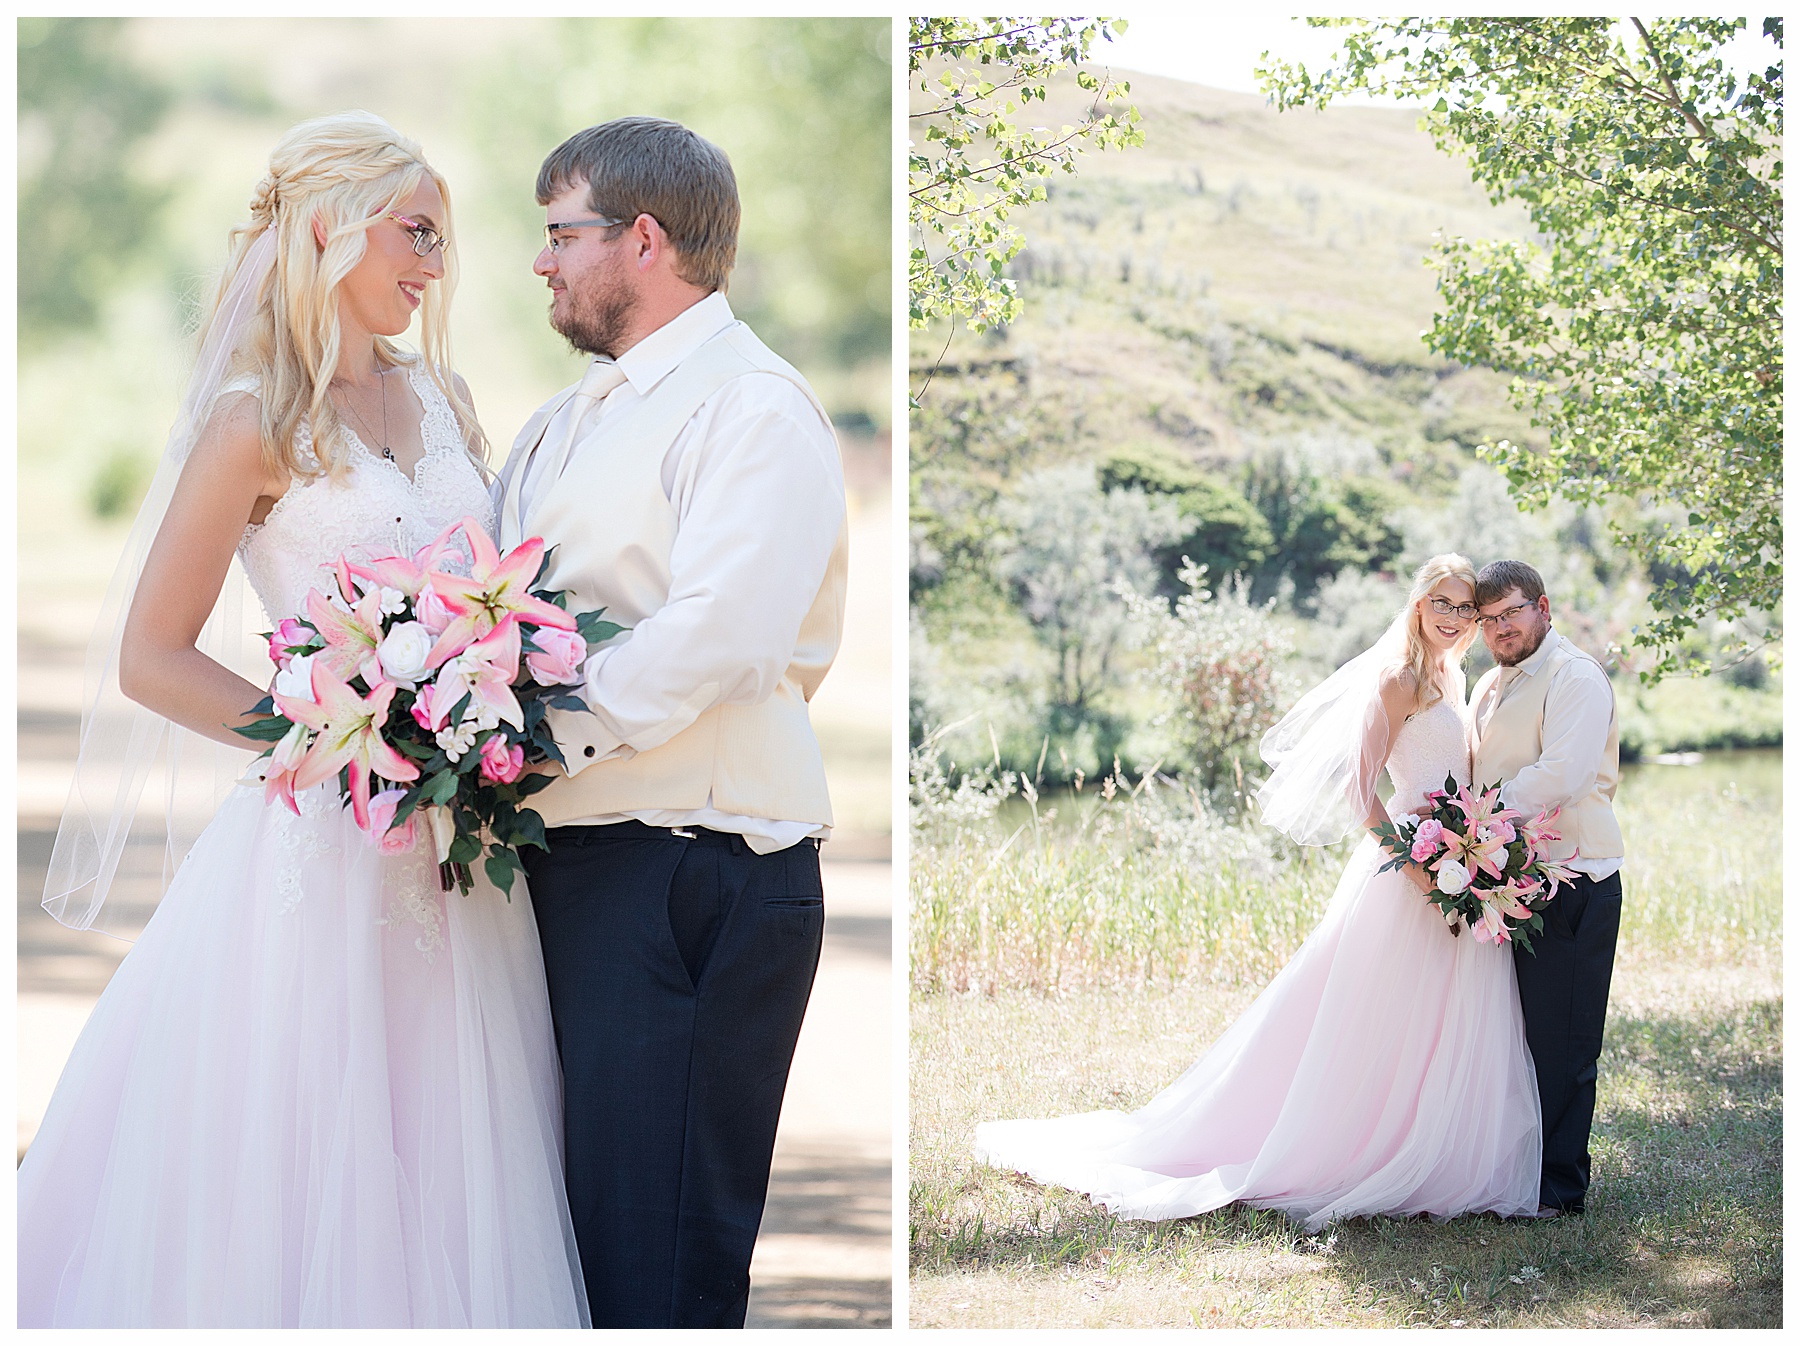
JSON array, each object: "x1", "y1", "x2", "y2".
[
  {"x1": 518, "y1": 292, "x2": 845, "y2": 852},
  {"x1": 1488, "y1": 628, "x2": 1623, "y2": 881}
]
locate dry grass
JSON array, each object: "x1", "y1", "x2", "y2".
[
  {"x1": 909, "y1": 754, "x2": 1783, "y2": 1327},
  {"x1": 910, "y1": 955, "x2": 1781, "y2": 1328}
]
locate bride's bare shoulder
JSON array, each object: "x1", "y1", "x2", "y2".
[{"x1": 1376, "y1": 663, "x2": 1419, "y2": 696}]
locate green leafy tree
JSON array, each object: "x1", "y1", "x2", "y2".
[
  {"x1": 1100, "y1": 447, "x2": 1275, "y2": 596},
  {"x1": 18, "y1": 17, "x2": 170, "y2": 350},
  {"x1": 994, "y1": 463, "x2": 1181, "y2": 737},
  {"x1": 1261, "y1": 18, "x2": 1782, "y2": 674},
  {"x1": 909, "y1": 17, "x2": 1142, "y2": 335}
]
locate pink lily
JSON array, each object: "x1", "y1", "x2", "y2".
[
  {"x1": 263, "y1": 720, "x2": 313, "y2": 816},
  {"x1": 424, "y1": 619, "x2": 525, "y2": 733},
  {"x1": 1446, "y1": 782, "x2": 1522, "y2": 833},
  {"x1": 347, "y1": 517, "x2": 473, "y2": 599},
  {"x1": 424, "y1": 517, "x2": 575, "y2": 669},
  {"x1": 305, "y1": 585, "x2": 388, "y2": 681},
  {"x1": 1471, "y1": 903, "x2": 1512, "y2": 945},
  {"x1": 1519, "y1": 807, "x2": 1564, "y2": 866},
  {"x1": 273, "y1": 660, "x2": 420, "y2": 831}
]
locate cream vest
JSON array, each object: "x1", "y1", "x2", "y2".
[
  {"x1": 1471, "y1": 631, "x2": 1623, "y2": 863},
  {"x1": 502, "y1": 322, "x2": 847, "y2": 829}
]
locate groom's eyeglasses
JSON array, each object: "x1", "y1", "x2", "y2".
[
  {"x1": 1426, "y1": 597, "x2": 1479, "y2": 621},
  {"x1": 388, "y1": 211, "x2": 449, "y2": 257},
  {"x1": 544, "y1": 215, "x2": 632, "y2": 253},
  {"x1": 1478, "y1": 602, "x2": 1537, "y2": 629}
]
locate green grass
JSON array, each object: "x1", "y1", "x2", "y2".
[{"x1": 909, "y1": 752, "x2": 1782, "y2": 1327}]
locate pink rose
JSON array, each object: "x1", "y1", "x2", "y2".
[
  {"x1": 1414, "y1": 818, "x2": 1444, "y2": 846},
  {"x1": 378, "y1": 814, "x2": 418, "y2": 856},
  {"x1": 1410, "y1": 836, "x2": 1440, "y2": 863},
  {"x1": 414, "y1": 585, "x2": 454, "y2": 637},
  {"x1": 525, "y1": 627, "x2": 588, "y2": 686},
  {"x1": 364, "y1": 787, "x2": 417, "y2": 853},
  {"x1": 267, "y1": 617, "x2": 314, "y2": 669},
  {"x1": 478, "y1": 734, "x2": 525, "y2": 784}
]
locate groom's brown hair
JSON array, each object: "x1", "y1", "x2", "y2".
[
  {"x1": 1475, "y1": 559, "x2": 1547, "y2": 608},
  {"x1": 537, "y1": 117, "x2": 740, "y2": 293}
]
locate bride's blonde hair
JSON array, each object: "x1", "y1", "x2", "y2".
[
  {"x1": 1396, "y1": 552, "x2": 1480, "y2": 717},
  {"x1": 202, "y1": 110, "x2": 487, "y2": 480}
]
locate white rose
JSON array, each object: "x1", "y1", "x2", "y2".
[
  {"x1": 377, "y1": 621, "x2": 434, "y2": 686},
  {"x1": 1434, "y1": 858, "x2": 1471, "y2": 895},
  {"x1": 273, "y1": 652, "x2": 318, "y2": 703},
  {"x1": 1395, "y1": 813, "x2": 1421, "y2": 830}
]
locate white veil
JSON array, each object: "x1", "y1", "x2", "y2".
[
  {"x1": 42, "y1": 228, "x2": 280, "y2": 937},
  {"x1": 1253, "y1": 612, "x2": 1410, "y2": 846}
]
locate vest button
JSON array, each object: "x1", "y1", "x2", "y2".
[{"x1": 584, "y1": 745, "x2": 596, "y2": 757}]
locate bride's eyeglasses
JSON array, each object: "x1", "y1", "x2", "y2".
[
  {"x1": 544, "y1": 215, "x2": 632, "y2": 254},
  {"x1": 388, "y1": 211, "x2": 448, "y2": 257},
  {"x1": 1426, "y1": 596, "x2": 1479, "y2": 621}
]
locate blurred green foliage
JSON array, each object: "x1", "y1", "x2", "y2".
[
  {"x1": 19, "y1": 18, "x2": 892, "y2": 535},
  {"x1": 18, "y1": 17, "x2": 170, "y2": 352},
  {"x1": 469, "y1": 17, "x2": 890, "y2": 392}
]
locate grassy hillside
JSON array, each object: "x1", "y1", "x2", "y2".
[
  {"x1": 910, "y1": 69, "x2": 1778, "y2": 775},
  {"x1": 912, "y1": 71, "x2": 1542, "y2": 481}
]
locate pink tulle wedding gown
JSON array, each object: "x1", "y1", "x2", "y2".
[
  {"x1": 18, "y1": 369, "x2": 588, "y2": 1326},
  {"x1": 975, "y1": 698, "x2": 1542, "y2": 1230}
]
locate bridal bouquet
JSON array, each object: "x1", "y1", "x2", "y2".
[
  {"x1": 235, "y1": 515, "x2": 621, "y2": 895},
  {"x1": 1371, "y1": 777, "x2": 1578, "y2": 954}
]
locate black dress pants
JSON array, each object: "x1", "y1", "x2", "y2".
[
  {"x1": 1512, "y1": 867, "x2": 1622, "y2": 1213},
  {"x1": 524, "y1": 822, "x2": 824, "y2": 1327}
]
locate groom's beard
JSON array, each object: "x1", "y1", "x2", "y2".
[
  {"x1": 1490, "y1": 618, "x2": 1549, "y2": 667},
  {"x1": 551, "y1": 283, "x2": 636, "y2": 360}
]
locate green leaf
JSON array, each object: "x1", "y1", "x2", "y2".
[
  {"x1": 485, "y1": 849, "x2": 519, "y2": 897},
  {"x1": 233, "y1": 715, "x2": 294, "y2": 744}
]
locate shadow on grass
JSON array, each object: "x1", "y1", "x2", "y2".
[{"x1": 912, "y1": 997, "x2": 1781, "y2": 1327}]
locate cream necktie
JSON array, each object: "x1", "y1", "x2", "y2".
[
  {"x1": 528, "y1": 359, "x2": 628, "y2": 519},
  {"x1": 1478, "y1": 666, "x2": 1519, "y2": 736}
]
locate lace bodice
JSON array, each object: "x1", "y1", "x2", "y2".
[
  {"x1": 234, "y1": 363, "x2": 495, "y2": 620},
  {"x1": 1386, "y1": 697, "x2": 1471, "y2": 814}
]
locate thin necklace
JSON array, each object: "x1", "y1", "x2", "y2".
[{"x1": 335, "y1": 363, "x2": 394, "y2": 461}]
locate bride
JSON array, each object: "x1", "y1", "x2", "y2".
[
  {"x1": 20, "y1": 112, "x2": 587, "y2": 1326},
  {"x1": 976, "y1": 554, "x2": 1542, "y2": 1229}
]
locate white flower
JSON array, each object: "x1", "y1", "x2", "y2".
[
  {"x1": 273, "y1": 652, "x2": 318, "y2": 703},
  {"x1": 377, "y1": 586, "x2": 408, "y2": 616},
  {"x1": 1395, "y1": 812, "x2": 1421, "y2": 830},
  {"x1": 376, "y1": 621, "x2": 434, "y2": 686},
  {"x1": 436, "y1": 720, "x2": 479, "y2": 762},
  {"x1": 1435, "y1": 857, "x2": 1471, "y2": 895}
]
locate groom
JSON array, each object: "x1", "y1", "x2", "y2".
[
  {"x1": 1470, "y1": 560, "x2": 1623, "y2": 1217},
  {"x1": 495, "y1": 117, "x2": 847, "y2": 1327}
]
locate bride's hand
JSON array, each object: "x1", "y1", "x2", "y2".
[{"x1": 1402, "y1": 860, "x2": 1436, "y2": 895}]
